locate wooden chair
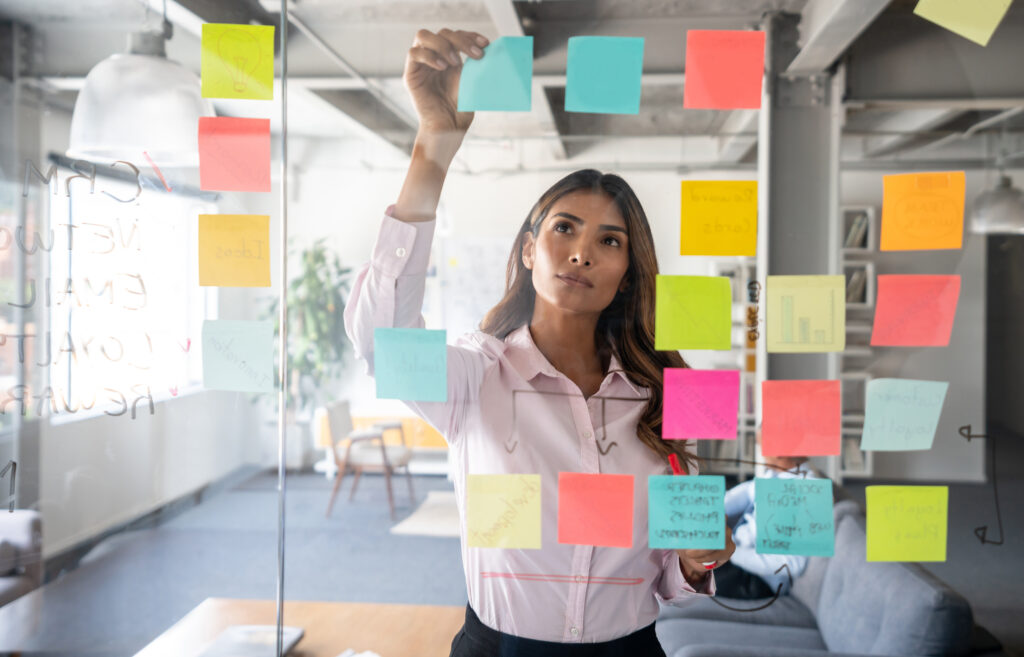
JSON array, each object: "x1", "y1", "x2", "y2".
[{"x1": 324, "y1": 401, "x2": 415, "y2": 520}]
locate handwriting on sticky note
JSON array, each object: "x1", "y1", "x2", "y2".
[
  {"x1": 565, "y1": 36, "x2": 645, "y2": 114},
  {"x1": 755, "y1": 478, "x2": 834, "y2": 556},
  {"x1": 373, "y1": 328, "x2": 447, "y2": 402},
  {"x1": 861, "y1": 379, "x2": 949, "y2": 451},
  {"x1": 762, "y1": 380, "x2": 840, "y2": 456},
  {"x1": 683, "y1": 30, "x2": 765, "y2": 109},
  {"x1": 201, "y1": 320, "x2": 274, "y2": 392},
  {"x1": 881, "y1": 172, "x2": 965, "y2": 251},
  {"x1": 663, "y1": 368, "x2": 739, "y2": 439},
  {"x1": 458, "y1": 36, "x2": 533, "y2": 112},
  {"x1": 558, "y1": 472, "x2": 634, "y2": 548},
  {"x1": 198, "y1": 117, "x2": 271, "y2": 193},
  {"x1": 467, "y1": 474, "x2": 542, "y2": 549},
  {"x1": 201, "y1": 23, "x2": 275, "y2": 100},
  {"x1": 680, "y1": 181, "x2": 758, "y2": 256},
  {"x1": 649, "y1": 475, "x2": 725, "y2": 549},
  {"x1": 871, "y1": 275, "x2": 960, "y2": 347},
  {"x1": 198, "y1": 214, "x2": 270, "y2": 287},
  {"x1": 913, "y1": 0, "x2": 1012, "y2": 46},
  {"x1": 655, "y1": 275, "x2": 732, "y2": 350},
  {"x1": 867, "y1": 486, "x2": 948, "y2": 561},
  {"x1": 766, "y1": 275, "x2": 846, "y2": 353}
]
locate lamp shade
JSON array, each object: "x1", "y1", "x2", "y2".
[{"x1": 970, "y1": 175, "x2": 1024, "y2": 235}]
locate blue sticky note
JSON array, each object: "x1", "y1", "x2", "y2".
[
  {"x1": 565, "y1": 36, "x2": 644, "y2": 114},
  {"x1": 755, "y1": 478, "x2": 834, "y2": 556},
  {"x1": 374, "y1": 328, "x2": 447, "y2": 402},
  {"x1": 457, "y1": 36, "x2": 533, "y2": 112},
  {"x1": 202, "y1": 319, "x2": 274, "y2": 392},
  {"x1": 861, "y1": 379, "x2": 949, "y2": 451},
  {"x1": 649, "y1": 475, "x2": 726, "y2": 549}
]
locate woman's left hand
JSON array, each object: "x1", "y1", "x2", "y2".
[{"x1": 676, "y1": 526, "x2": 736, "y2": 585}]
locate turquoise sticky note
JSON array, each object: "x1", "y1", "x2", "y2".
[
  {"x1": 755, "y1": 478, "x2": 834, "y2": 557},
  {"x1": 649, "y1": 475, "x2": 726, "y2": 549},
  {"x1": 202, "y1": 320, "x2": 274, "y2": 392},
  {"x1": 861, "y1": 379, "x2": 949, "y2": 451},
  {"x1": 565, "y1": 36, "x2": 644, "y2": 114},
  {"x1": 374, "y1": 328, "x2": 447, "y2": 402},
  {"x1": 457, "y1": 36, "x2": 533, "y2": 112}
]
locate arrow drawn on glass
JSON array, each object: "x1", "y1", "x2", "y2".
[
  {"x1": 958, "y1": 424, "x2": 1004, "y2": 546},
  {"x1": 709, "y1": 563, "x2": 793, "y2": 612},
  {"x1": 505, "y1": 390, "x2": 642, "y2": 455},
  {"x1": 0, "y1": 460, "x2": 15, "y2": 512}
]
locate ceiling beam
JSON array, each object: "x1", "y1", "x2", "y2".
[
  {"x1": 717, "y1": 110, "x2": 759, "y2": 162},
  {"x1": 860, "y1": 108, "x2": 964, "y2": 158},
  {"x1": 786, "y1": 0, "x2": 891, "y2": 75}
]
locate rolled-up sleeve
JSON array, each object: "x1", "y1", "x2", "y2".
[{"x1": 657, "y1": 549, "x2": 717, "y2": 605}]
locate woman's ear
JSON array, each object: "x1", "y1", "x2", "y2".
[{"x1": 521, "y1": 232, "x2": 535, "y2": 270}]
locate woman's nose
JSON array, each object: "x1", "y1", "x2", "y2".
[{"x1": 570, "y1": 253, "x2": 591, "y2": 267}]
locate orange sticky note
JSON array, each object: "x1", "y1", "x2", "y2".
[
  {"x1": 881, "y1": 172, "x2": 965, "y2": 251},
  {"x1": 683, "y1": 30, "x2": 765, "y2": 109},
  {"x1": 871, "y1": 275, "x2": 961, "y2": 347},
  {"x1": 198, "y1": 117, "x2": 271, "y2": 192},
  {"x1": 762, "y1": 380, "x2": 841, "y2": 456},
  {"x1": 558, "y1": 473, "x2": 634, "y2": 548}
]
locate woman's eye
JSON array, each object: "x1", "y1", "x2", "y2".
[
  {"x1": 554, "y1": 221, "x2": 571, "y2": 233},
  {"x1": 604, "y1": 236, "x2": 621, "y2": 247}
]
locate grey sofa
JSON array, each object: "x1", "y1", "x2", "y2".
[
  {"x1": 657, "y1": 500, "x2": 1007, "y2": 657},
  {"x1": 0, "y1": 510, "x2": 43, "y2": 607}
]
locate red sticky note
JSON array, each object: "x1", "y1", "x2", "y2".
[
  {"x1": 558, "y1": 473, "x2": 634, "y2": 548},
  {"x1": 762, "y1": 380, "x2": 841, "y2": 456},
  {"x1": 683, "y1": 30, "x2": 766, "y2": 110},
  {"x1": 198, "y1": 116, "x2": 271, "y2": 192},
  {"x1": 663, "y1": 368, "x2": 739, "y2": 440},
  {"x1": 871, "y1": 275, "x2": 961, "y2": 347}
]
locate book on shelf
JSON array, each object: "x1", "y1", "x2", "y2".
[
  {"x1": 844, "y1": 212, "x2": 869, "y2": 248},
  {"x1": 846, "y1": 269, "x2": 867, "y2": 303},
  {"x1": 842, "y1": 438, "x2": 865, "y2": 472}
]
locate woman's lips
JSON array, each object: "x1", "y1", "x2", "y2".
[{"x1": 558, "y1": 274, "x2": 592, "y2": 288}]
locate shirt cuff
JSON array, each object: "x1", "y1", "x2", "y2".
[
  {"x1": 663, "y1": 552, "x2": 717, "y2": 600},
  {"x1": 371, "y1": 205, "x2": 436, "y2": 278}
]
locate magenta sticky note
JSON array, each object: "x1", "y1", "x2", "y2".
[{"x1": 663, "y1": 368, "x2": 740, "y2": 440}]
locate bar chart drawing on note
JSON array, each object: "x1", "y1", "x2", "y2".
[{"x1": 767, "y1": 275, "x2": 845, "y2": 353}]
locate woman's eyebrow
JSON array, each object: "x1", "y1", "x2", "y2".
[{"x1": 553, "y1": 211, "x2": 627, "y2": 234}]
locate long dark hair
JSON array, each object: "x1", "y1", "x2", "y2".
[{"x1": 480, "y1": 169, "x2": 698, "y2": 472}]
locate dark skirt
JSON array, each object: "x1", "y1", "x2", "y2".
[{"x1": 449, "y1": 604, "x2": 668, "y2": 657}]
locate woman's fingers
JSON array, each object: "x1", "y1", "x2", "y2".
[
  {"x1": 440, "y1": 28, "x2": 489, "y2": 59},
  {"x1": 407, "y1": 46, "x2": 449, "y2": 71},
  {"x1": 414, "y1": 29, "x2": 463, "y2": 66}
]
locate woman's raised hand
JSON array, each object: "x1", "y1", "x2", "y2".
[{"x1": 404, "y1": 28, "x2": 489, "y2": 136}]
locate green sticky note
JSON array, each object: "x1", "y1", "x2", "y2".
[
  {"x1": 374, "y1": 328, "x2": 447, "y2": 402},
  {"x1": 202, "y1": 23, "x2": 275, "y2": 100},
  {"x1": 202, "y1": 320, "x2": 274, "y2": 392},
  {"x1": 655, "y1": 275, "x2": 732, "y2": 350},
  {"x1": 913, "y1": 0, "x2": 1011, "y2": 47},
  {"x1": 867, "y1": 486, "x2": 948, "y2": 562},
  {"x1": 467, "y1": 474, "x2": 542, "y2": 549},
  {"x1": 565, "y1": 36, "x2": 645, "y2": 114},
  {"x1": 861, "y1": 379, "x2": 949, "y2": 451},
  {"x1": 457, "y1": 36, "x2": 533, "y2": 112},
  {"x1": 755, "y1": 478, "x2": 834, "y2": 557},
  {"x1": 649, "y1": 475, "x2": 725, "y2": 549},
  {"x1": 766, "y1": 275, "x2": 846, "y2": 353}
]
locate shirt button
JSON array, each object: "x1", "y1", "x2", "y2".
[
  {"x1": 395, "y1": 247, "x2": 407, "y2": 257},
  {"x1": 570, "y1": 627, "x2": 579, "y2": 636},
  {"x1": 582, "y1": 430, "x2": 592, "y2": 439}
]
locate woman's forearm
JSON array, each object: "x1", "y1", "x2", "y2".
[{"x1": 394, "y1": 131, "x2": 464, "y2": 223}]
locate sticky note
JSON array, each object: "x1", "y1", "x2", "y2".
[
  {"x1": 755, "y1": 478, "x2": 834, "y2": 556},
  {"x1": 861, "y1": 379, "x2": 949, "y2": 451},
  {"x1": 201, "y1": 23, "x2": 275, "y2": 99},
  {"x1": 881, "y1": 172, "x2": 965, "y2": 251},
  {"x1": 683, "y1": 30, "x2": 765, "y2": 109},
  {"x1": 457, "y1": 36, "x2": 533, "y2": 112},
  {"x1": 374, "y1": 328, "x2": 447, "y2": 402},
  {"x1": 565, "y1": 36, "x2": 644, "y2": 114},
  {"x1": 766, "y1": 275, "x2": 846, "y2": 353},
  {"x1": 467, "y1": 474, "x2": 542, "y2": 549},
  {"x1": 762, "y1": 380, "x2": 841, "y2": 456},
  {"x1": 202, "y1": 320, "x2": 274, "y2": 392},
  {"x1": 913, "y1": 0, "x2": 1011, "y2": 46},
  {"x1": 198, "y1": 214, "x2": 270, "y2": 287},
  {"x1": 680, "y1": 181, "x2": 758, "y2": 256},
  {"x1": 663, "y1": 368, "x2": 739, "y2": 439},
  {"x1": 198, "y1": 117, "x2": 271, "y2": 192},
  {"x1": 655, "y1": 275, "x2": 732, "y2": 350},
  {"x1": 867, "y1": 486, "x2": 948, "y2": 562},
  {"x1": 558, "y1": 473, "x2": 633, "y2": 548},
  {"x1": 649, "y1": 475, "x2": 726, "y2": 549},
  {"x1": 871, "y1": 275, "x2": 961, "y2": 347}
]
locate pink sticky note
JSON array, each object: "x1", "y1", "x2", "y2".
[
  {"x1": 663, "y1": 368, "x2": 739, "y2": 440},
  {"x1": 683, "y1": 30, "x2": 766, "y2": 110},
  {"x1": 198, "y1": 117, "x2": 271, "y2": 192},
  {"x1": 762, "y1": 380, "x2": 841, "y2": 456},
  {"x1": 871, "y1": 275, "x2": 961, "y2": 347},
  {"x1": 558, "y1": 473, "x2": 634, "y2": 548}
]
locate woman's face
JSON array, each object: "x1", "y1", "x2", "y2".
[{"x1": 522, "y1": 189, "x2": 631, "y2": 318}]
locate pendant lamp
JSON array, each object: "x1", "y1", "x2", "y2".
[{"x1": 971, "y1": 173, "x2": 1024, "y2": 235}]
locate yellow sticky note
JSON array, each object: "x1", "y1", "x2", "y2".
[
  {"x1": 913, "y1": 0, "x2": 1011, "y2": 47},
  {"x1": 881, "y1": 172, "x2": 965, "y2": 251},
  {"x1": 766, "y1": 275, "x2": 845, "y2": 353},
  {"x1": 866, "y1": 486, "x2": 948, "y2": 562},
  {"x1": 680, "y1": 181, "x2": 757, "y2": 256},
  {"x1": 201, "y1": 23, "x2": 275, "y2": 100},
  {"x1": 467, "y1": 474, "x2": 542, "y2": 549},
  {"x1": 199, "y1": 214, "x2": 271, "y2": 287}
]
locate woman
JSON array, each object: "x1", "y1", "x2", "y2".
[{"x1": 344, "y1": 27, "x2": 736, "y2": 656}]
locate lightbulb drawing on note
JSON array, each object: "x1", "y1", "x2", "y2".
[
  {"x1": 219, "y1": 28, "x2": 260, "y2": 93},
  {"x1": 201, "y1": 23, "x2": 275, "y2": 100}
]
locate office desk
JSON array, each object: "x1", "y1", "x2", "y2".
[{"x1": 134, "y1": 598, "x2": 465, "y2": 657}]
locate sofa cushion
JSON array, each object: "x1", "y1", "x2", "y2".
[
  {"x1": 817, "y1": 514, "x2": 974, "y2": 656},
  {"x1": 659, "y1": 594, "x2": 818, "y2": 629},
  {"x1": 656, "y1": 618, "x2": 827, "y2": 656},
  {"x1": 0, "y1": 540, "x2": 18, "y2": 576},
  {"x1": 792, "y1": 499, "x2": 862, "y2": 618}
]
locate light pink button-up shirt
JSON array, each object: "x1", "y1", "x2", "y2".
[{"x1": 343, "y1": 209, "x2": 715, "y2": 643}]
